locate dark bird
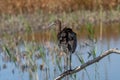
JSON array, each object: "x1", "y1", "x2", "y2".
[{"x1": 49, "y1": 19, "x2": 77, "y2": 70}]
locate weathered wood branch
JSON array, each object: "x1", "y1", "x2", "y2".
[{"x1": 55, "y1": 48, "x2": 120, "y2": 80}]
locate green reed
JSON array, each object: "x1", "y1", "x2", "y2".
[
  {"x1": 86, "y1": 22, "x2": 100, "y2": 80},
  {"x1": 56, "y1": 55, "x2": 62, "y2": 72},
  {"x1": 38, "y1": 45, "x2": 46, "y2": 63},
  {"x1": 76, "y1": 53, "x2": 91, "y2": 80},
  {"x1": 86, "y1": 22, "x2": 96, "y2": 58},
  {"x1": 3, "y1": 45, "x2": 17, "y2": 63}
]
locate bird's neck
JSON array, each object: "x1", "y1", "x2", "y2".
[{"x1": 58, "y1": 22, "x2": 62, "y2": 33}]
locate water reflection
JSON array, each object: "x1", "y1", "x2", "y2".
[{"x1": 0, "y1": 23, "x2": 120, "y2": 80}]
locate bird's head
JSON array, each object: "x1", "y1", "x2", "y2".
[
  {"x1": 48, "y1": 19, "x2": 62, "y2": 32},
  {"x1": 54, "y1": 19, "x2": 61, "y2": 25},
  {"x1": 49, "y1": 19, "x2": 61, "y2": 27}
]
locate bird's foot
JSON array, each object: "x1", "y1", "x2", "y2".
[{"x1": 69, "y1": 68, "x2": 73, "y2": 71}]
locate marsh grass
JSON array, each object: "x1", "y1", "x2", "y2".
[
  {"x1": 0, "y1": 0, "x2": 119, "y2": 14},
  {"x1": 0, "y1": 17, "x2": 120, "y2": 79},
  {"x1": 0, "y1": 10, "x2": 119, "y2": 39},
  {"x1": 1, "y1": 23, "x2": 120, "y2": 80},
  {"x1": 0, "y1": 3, "x2": 120, "y2": 79}
]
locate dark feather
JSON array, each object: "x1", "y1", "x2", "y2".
[{"x1": 57, "y1": 27, "x2": 77, "y2": 54}]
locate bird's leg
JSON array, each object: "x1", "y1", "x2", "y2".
[
  {"x1": 66, "y1": 54, "x2": 69, "y2": 80},
  {"x1": 63, "y1": 51, "x2": 65, "y2": 71},
  {"x1": 66, "y1": 54, "x2": 69, "y2": 71},
  {"x1": 70, "y1": 54, "x2": 72, "y2": 70},
  {"x1": 64, "y1": 54, "x2": 68, "y2": 71}
]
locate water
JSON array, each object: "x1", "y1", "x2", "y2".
[{"x1": 0, "y1": 24, "x2": 120, "y2": 80}]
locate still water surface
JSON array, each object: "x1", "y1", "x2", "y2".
[{"x1": 0, "y1": 24, "x2": 120, "y2": 80}]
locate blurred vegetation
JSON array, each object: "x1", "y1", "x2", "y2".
[
  {"x1": 0, "y1": 1, "x2": 120, "y2": 80},
  {"x1": 0, "y1": 0, "x2": 119, "y2": 14}
]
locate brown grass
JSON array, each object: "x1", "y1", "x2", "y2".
[{"x1": 0, "y1": 0, "x2": 119, "y2": 14}]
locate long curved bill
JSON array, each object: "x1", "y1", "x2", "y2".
[{"x1": 48, "y1": 22, "x2": 55, "y2": 27}]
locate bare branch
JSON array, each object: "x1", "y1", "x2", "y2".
[{"x1": 55, "y1": 48, "x2": 120, "y2": 80}]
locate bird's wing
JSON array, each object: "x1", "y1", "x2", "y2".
[{"x1": 68, "y1": 32, "x2": 77, "y2": 53}]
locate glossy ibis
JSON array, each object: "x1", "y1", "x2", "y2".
[{"x1": 49, "y1": 19, "x2": 77, "y2": 70}]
